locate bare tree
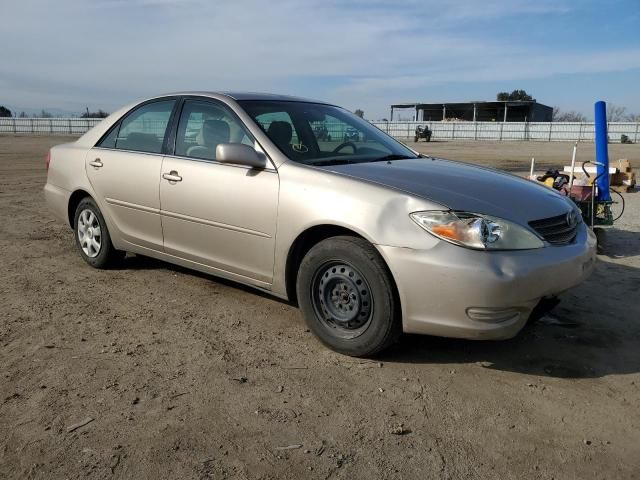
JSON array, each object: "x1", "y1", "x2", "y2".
[
  {"x1": 81, "y1": 109, "x2": 109, "y2": 119},
  {"x1": 552, "y1": 107, "x2": 586, "y2": 122},
  {"x1": 606, "y1": 104, "x2": 627, "y2": 122},
  {"x1": 625, "y1": 112, "x2": 640, "y2": 122},
  {"x1": 354, "y1": 109, "x2": 364, "y2": 118}
]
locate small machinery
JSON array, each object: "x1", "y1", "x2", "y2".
[
  {"x1": 534, "y1": 101, "x2": 625, "y2": 228},
  {"x1": 414, "y1": 125, "x2": 432, "y2": 142},
  {"x1": 567, "y1": 101, "x2": 624, "y2": 227}
]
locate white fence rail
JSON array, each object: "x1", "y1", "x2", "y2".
[
  {"x1": 0, "y1": 117, "x2": 104, "y2": 135},
  {"x1": 1, "y1": 117, "x2": 639, "y2": 143},
  {"x1": 370, "y1": 121, "x2": 640, "y2": 143}
]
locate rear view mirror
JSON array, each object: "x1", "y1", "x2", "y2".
[{"x1": 216, "y1": 143, "x2": 266, "y2": 169}]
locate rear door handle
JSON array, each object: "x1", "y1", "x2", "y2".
[
  {"x1": 162, "y1": 170, "x2": 182, "y2": 182},
  {"x1": 89, "y1": 158, "x2": 103, "y2": 168}
]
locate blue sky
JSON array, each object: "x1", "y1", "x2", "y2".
[{"x1": 1, "y1": 0, "x2": 639, "y2": 119}]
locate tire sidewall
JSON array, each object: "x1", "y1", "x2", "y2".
[{"x1": 297, "y1": 237, "x2": 398, "y2": 356}]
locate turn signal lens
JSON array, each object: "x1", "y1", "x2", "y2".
[{"x1": 431, "y1": 224, "x2": 458, "y2": 238}]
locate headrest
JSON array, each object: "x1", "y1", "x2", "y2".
[
  {"x1": 267, "y1": 121, "x2": 293, "y2": 147},
  {"x1": 197, "y1": 119, "x2": 230, "y2": 147}
]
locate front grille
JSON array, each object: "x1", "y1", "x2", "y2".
[{"x1": 529, "y1": 212, "x2": 579, "y2": 245}]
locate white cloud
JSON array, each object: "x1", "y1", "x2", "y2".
[{"x1": 0, "y1": 0, "x2": 637, "y2": 117}]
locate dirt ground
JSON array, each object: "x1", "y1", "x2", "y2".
[
  {"x1": 411, "y1": 139, "x2": 640, "y2": 173},
  {"x1": 1, "y1": 135, "x2": 639, "y2": 480}
]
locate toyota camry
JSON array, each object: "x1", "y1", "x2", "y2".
[{"x1": 44, "y1": 92, "x2": 596, "y2": 356}]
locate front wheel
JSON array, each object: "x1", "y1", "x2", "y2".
[
  {"x1": 73, "y1": 197, "x2": 123, "y2": 268},
  {"x1": 296, "y1": 236, "x2": 401, "y2": 356}
]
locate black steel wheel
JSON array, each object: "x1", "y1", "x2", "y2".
[
  {"x1": 311, "y1": 261, "x2": 373, "y2": 339},
  {"x1": 297, "y1": 236, "x2": 401, "y2": 356}
]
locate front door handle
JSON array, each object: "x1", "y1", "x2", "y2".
[
  {"x1": 162, "y1": 170, "x2": 182, "y2": 182},
  {"x1": 89, "y1": 158, "x2": 103, "y2": 168}
]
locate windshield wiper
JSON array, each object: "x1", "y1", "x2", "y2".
[
  {"x1": 366, "y1": 154, "x2": 416, "y2": 163},
  {"x1": 306, "y1": 154, "x2": 417, "y2": 167},
  {"x1": 305, "y1": 158, "x2": 354, "y2": 166}
]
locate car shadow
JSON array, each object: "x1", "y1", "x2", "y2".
[
  {"x1": 112, "y1": 254, "x2": 167, "y2": 270},
  {"x1": 596, "y1": 228, "x2": 640, "y2": 258},
  {"x1": 379, "y1": 257, "x2": 640, "y2": 380},
  {"x1": 112, "y1": 253, "x2": 292, "y2": 305},
  {"x1": 110, "y1": 251, "x2": 639, "y2": 380}
]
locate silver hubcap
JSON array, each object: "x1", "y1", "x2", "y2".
[{"x1": 77, "y1": 209, "x2": 102, "y2": 258}]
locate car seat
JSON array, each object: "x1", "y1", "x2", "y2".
[
  {"x1": 187, "y1": 119, "x2": 230, "y2": 160},
  {"x1": 267, "y1": 121, "x2": 293, "y2": 153}
]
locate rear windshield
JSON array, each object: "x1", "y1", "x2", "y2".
[{"x1": 238, "y1": 100, "x2": 418, "y2": 166}]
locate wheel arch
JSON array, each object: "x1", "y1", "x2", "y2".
[
  {"x1": 284, "y1": 224, "x2": 401, "y2": 313},
  {"x1": 67, "y1": 189, "x2": 93, "y2": 227}
]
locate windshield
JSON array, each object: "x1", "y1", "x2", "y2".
[{"x1": 238, "y1": 100, "x2": 418, "y2": 166}]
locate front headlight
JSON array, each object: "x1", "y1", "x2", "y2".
[{"x1": 410, "y1": 211, "x2": 544, "y2": 250}]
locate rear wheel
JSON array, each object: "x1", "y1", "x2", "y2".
[
  {"x1": 296, "y1": 236, "x2": 401, "y2": 356},
  {"x1": 73, "y1": 197, "x2": 123, "y2": 268}
]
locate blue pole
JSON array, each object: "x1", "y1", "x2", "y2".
[{"x1": 594, "y1": 101, "x2": 611, "y2": 201}]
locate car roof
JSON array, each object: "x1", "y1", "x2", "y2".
[{"x1": 155, "y1": 91, "x2": 332, "y2": 105}]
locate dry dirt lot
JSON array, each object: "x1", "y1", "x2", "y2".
[
  {"x1": 1, "y1": 136, "x2": 639, "y2": 480},
  {"x1": 410, "y1": 139, "x2": 640, "y2": 172}
]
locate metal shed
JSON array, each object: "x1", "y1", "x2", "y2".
[{"x1": 389, "y1": 100, "x2": 553, "y2": 123}]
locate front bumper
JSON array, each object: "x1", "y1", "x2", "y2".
[{"x1": 377, "y1": 223, "x2": 597, "y2": 340}]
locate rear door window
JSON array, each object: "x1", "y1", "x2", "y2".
[{"x1": 110, "y1": 100, "x2": 176, "y2": 154}]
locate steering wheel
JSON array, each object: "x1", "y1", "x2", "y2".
[{"x1": 332, "y1": 141, "x2": 358, "y2": 154}]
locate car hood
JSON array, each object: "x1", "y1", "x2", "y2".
[{"x1": 322, "y1": 157, "x2": 572, "y2": 223}]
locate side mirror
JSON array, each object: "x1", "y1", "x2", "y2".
[{"x1": 216, "y1": 143, "x2": 266, "y2": 169}]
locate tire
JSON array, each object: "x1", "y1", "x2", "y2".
[
  {"x1": 73, "y1": 197, "x2": 124, "y2": 269},
  {"x1": 414, "y1": 135, "x2": 419, "y2": 142},
  {"x1": 296, "y1": 236, "x2": 401, "y2": 357}
]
